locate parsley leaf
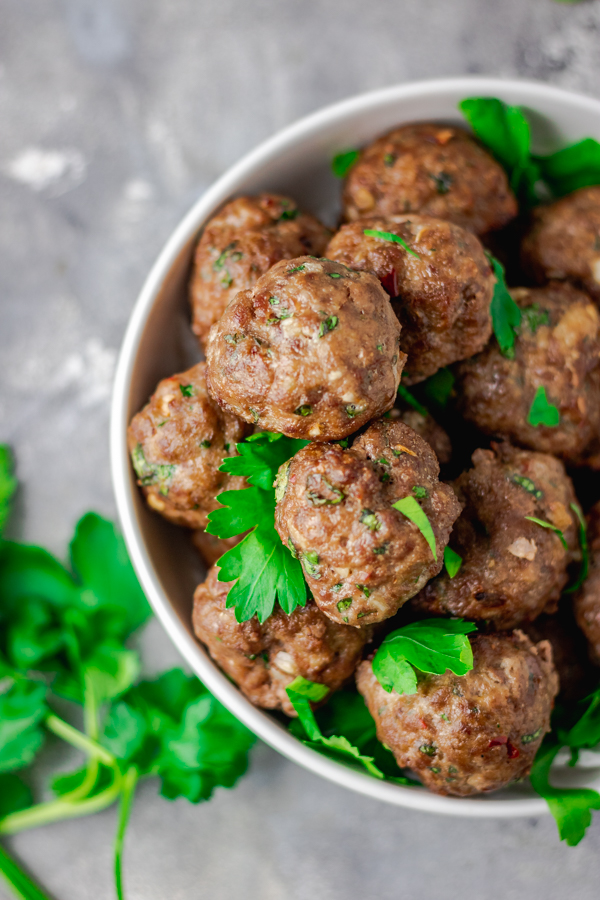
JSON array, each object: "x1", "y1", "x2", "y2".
[
  {"x1": 525, "y1": 516, "x2": 568, "y2": 550},
  {"x1": 564, "y1": 503, "x2": 588, "y2": 594},
  {"x1": 443, "y1": 546, "x2": 462, "y2": 578},
  {"x1": 363, "y1": 228, "x2": 420, "y2": 259},
  {"x1": 486, "y1": 252, "x2": 522, "y2": 358},
  {"x1": 207, "y1": 432, "x2": 309, "y2": 622},
  {"x1": 421, "y1": 368, "x2": 454, "y2": 408},
  {"x1": 372, "y1": 619, "x2": 477, "y2": 696},
  {"x1": 397, "y1": 383, "x2": 429, "y2": 418},
  {"x1": 528, "y1": 386, "x2": 560, "y2": 428},
  {"x1": 285, "y1": 679, "x2": 384, "y2": 779},
  {"x1": 535, "y1": 138, "x2": 600, "y2": 197},
  {"x1": 331, "y1": 149, "x2": 360, "y2": 178},
  {"x1": 0, "y1": 445, "x2": 17, "y2": 538},
  {"x1": 0, "y1": 680, "x2": 48, "y2": 773},
  {"x1": 391, "y1": 495, "x2": 437, "y2": 560},
  {"x1": 530, "y1": 738, "x2": 600, "y2": 846},
  {"x1": 0, "y1": 773, "x2": 32, "y2": 819},
  {"x1": 459, "y1": 97, "x2": 540, "y2": 204}
]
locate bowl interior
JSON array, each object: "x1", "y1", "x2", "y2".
[{"x1": 112, "y1": 77, "x2": 600, "y2": 817}]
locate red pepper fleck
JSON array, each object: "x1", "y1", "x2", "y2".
[
  {"x1": 419, "y1": 718, "x2": 429, "y2": 730},
  {"x1": 506, "y1": 740, "x2": 520, "y2": 760},
  {"x1": 380, "y1": 270, "x2": 400, "y2": 298},
  {"x1": 488, "y1": 736, "x2": 508, "y2": 749}
]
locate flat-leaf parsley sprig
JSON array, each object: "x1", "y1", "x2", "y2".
[
  {"x1": 460, "y1": 95, "x2": 600, "y2": 203},
  {"x1": 0, "y1": 446, "x2": 255, "y2": 900},
  {"x1": 206, "y1": 432, "x2": 309, "y2": 623},
  {"x1": 372, "y1": 619, "x2": 477, "y2": 696},
  {"x1": 486, "y1": 252, "x2": 522, "y2": 358}
]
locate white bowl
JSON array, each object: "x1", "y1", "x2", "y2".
[{"x1": 111, "y1": 76, "x2": 600, "y2": 818}]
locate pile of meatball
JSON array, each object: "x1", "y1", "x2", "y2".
[{"x1": 128, "y1": 121, "x2": 600, "y2": 799}]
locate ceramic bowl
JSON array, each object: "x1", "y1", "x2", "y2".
[{"x1": 111, "y1": 76, "x2": 600, "y2": 817}]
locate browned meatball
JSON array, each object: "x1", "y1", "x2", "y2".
[
  {"x1": 455, "y1": 283, "x2": 600, "y2": 465},
  {"x1": 192, "y1": 564, "x2": 369, "y2": 715},
  {"x1": 522, "y1": 186, "x2": 600, "y2": 304},
  {"x1": 189, "y1": 194, "x2": 330, "y2": 347},
  {"x1": 411, "y1": 443, "x2": 579, "y2": 630},
  {"x1": 128, "y1": 362, "x2": 250, "y2": 529},
  {"x1": 342, "y1": 123, "x2": 517, "y2": 235},
  {"x1": 356, "y1": 630, "x2": 558, "y2": 797},
  {"x1": 389, "y1": 404, "x2": 452, "y2": 466},
  {"x1": 524, "y1": 608, "x2": 594, "y2": 702},
  {"x1": 326, "y1": 216, "x2": 494, "y2": 383},
  {"x1": 191, "y1": 530, "x2": 245, "y2": 567},
  {"x1": 274, "y1": 420, "x2": 462, "y2": 627},
  {"x1": 206, "y1": 257, "x2": 403, "y2": 440},
  {"x1": 574, "y1": 500, "x2": 600, "y2": 665}
]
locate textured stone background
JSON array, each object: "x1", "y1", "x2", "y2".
[{"x1": 2, "y1": 1, "x2": 600, "y2": 897}]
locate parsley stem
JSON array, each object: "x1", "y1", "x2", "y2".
[
  {"x1": 45, "y1": 714, "x2": 115, "y2": 767},
  {"x1": 0, "y1": 843, "x2": 53, "y2": 900},
  {"x1": 0, "y1": 775, "x2": 123, "y2": 836},
  {"x1": 114, "y1": 768, "x2": 138, "y2": 900}
]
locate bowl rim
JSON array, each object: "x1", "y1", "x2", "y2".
[{"x1": 111, "y1": 75, "x2": 600, "y2": 818}]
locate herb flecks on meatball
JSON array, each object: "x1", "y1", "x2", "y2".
[
  {"x1": 342, "y1": 123, "x2": 517, "y2": 236},
  {"x1": 190, "y1": 194, "x2": 330, "y2": 347},
  {"x1": 206, "y1": 256, "x2": 404, "y2": 441},
  {"x1": 274, "y1": 419, "x2": 462, "y2": 627},
  {"x1": 127, "y1": 362, "x2": 250, "y2": 529},
  {"x1": 574, "y1": 501, "x2": 600, "y2": 666},
  {"x1": 326, "y1": 215, "x2": 494, "y2": 383},
  {"x1": 411, "y1": 442, "x2": 579, "y2": 630},
  {"x1": 455, "y1": 282, "x2": 600, "y2": 466},
  {"x1": 192, "y1": 564, "x2": 369, "y2": 715},
  {"x1": 522, "y1": 186, "x2": 600, "y2": 304},
  {"x1": 356, "y1": 630, "x2": 558, "y2": 797}
]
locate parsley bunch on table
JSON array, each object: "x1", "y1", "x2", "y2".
[{"x1": 0, "y1": 446, "x2": 255, "y2": 900}]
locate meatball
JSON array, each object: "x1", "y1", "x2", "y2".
[
  {"x1": 411, "y1": 442, "x2": 579, "y2": 630},
  {"x1": 128, "y1": 362, "x2": 250, "y2": 529},
  {"x1": 191, "y1": 530, "x2": 244, "y2": 567},
  {"x1": 326, "y1": 216, "x2": 494, "y2": 383},
  {"x1": 524, "y1": 608, "x2": 594, "y2": 702},
  {"x1": 574, "y1": 500, "x2": 600, "y2": 665},
  {"x1": 342, "y1": 123, "x2": 517, "y2": 235},
  {"x1": 390, "y1": 403, "x2": 452, "y2": 466},
  {"x1": 189, "y1": 194, "x2": 330, "y2": 347},
  {"x1": 192, "y1": 564, "x2": 369, "y2": 715},
  {"x1": 206, "y1": 256, "x2": 403, "y2": 441},
  {"x1": 455, "y1": 283, "x2": 600, "y2": 465},
  {"x1": 274, "y1": 419, "x2": 462, "y2": 627},
  {"x1": 522, "y1": 186, "x2": 600, "y2": 304},
  {"x1": 356, "y1": 630, "x2": 558, "y2": 797}
]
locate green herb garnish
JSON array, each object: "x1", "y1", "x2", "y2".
[
  {"x1": 392, "y1": 495, "x2": 437, "y2": 560},
  {"x1": 131, "y1": 444, "x2": 175, "y2": 495},
  {"x1": 528, "y1": 386, "x2": 560, "y2": 428},
  {"x1": 443, "y1": 546, "x2": 462, "y2": 578},
  {"x1": 525, "y1": 516, "x2": 568, "y2": 550},
  {"x1": 521, "y1": 304, "x2": 550, "y2": 334},
  {"x1": 372, "y1": 619, "x2": 477, "y2": 696},
  {"x1": 295, "y1": 405, "x2": 312, "y2": 417},
  {"x1": 0, "y1": 446, "x2": 16, "y2": 538},
  {"x1": 0, "y1": 457, "x2": 255, "y2": 900},
  {"x1": 536, "y1": 138, "x2": 600, "y2": 197},
  {"x1": 285, "y1": 678, "x2": 384, "y2": 778},
  {"x1": 360, "y1": 509, "x2": 381, "y2": 532},
  {"x1": 412, "y1": 485, "x2": 429, "y2": 500},
  {"x1": 179, "y1": 384, "x2": 194, "y2": 398},
  {"x1": 421, "y1": 368, "x2": 455, "y2": 408},
  {"x1": 487, "y1": 252, "x2": 522, "y2": 358},
  {"x1": 331, "y1": 149, "x2": 360, "y2": 179},
  {"x1": 318, "y1": 316, "x2": 338, "y2": 337},
  {"x1": 459, "y1": 97, "x2": 540, "y2": 204},
  {"x1": 363, "y1": 229, "x2": 420, "y2": 260},
  {"x1": 397, "y1": 383, "x2": 429, "y2": 417},
  {"x1": 564, "y1": 503, "x2": 588, "y2": 594},
  {"x1": 206, "y1": 432, "x2": 309, "y2": 622}
]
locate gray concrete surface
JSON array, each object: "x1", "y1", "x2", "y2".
[{"x1": 2, "y1": 0, "x2": 600, "y2": 897}]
